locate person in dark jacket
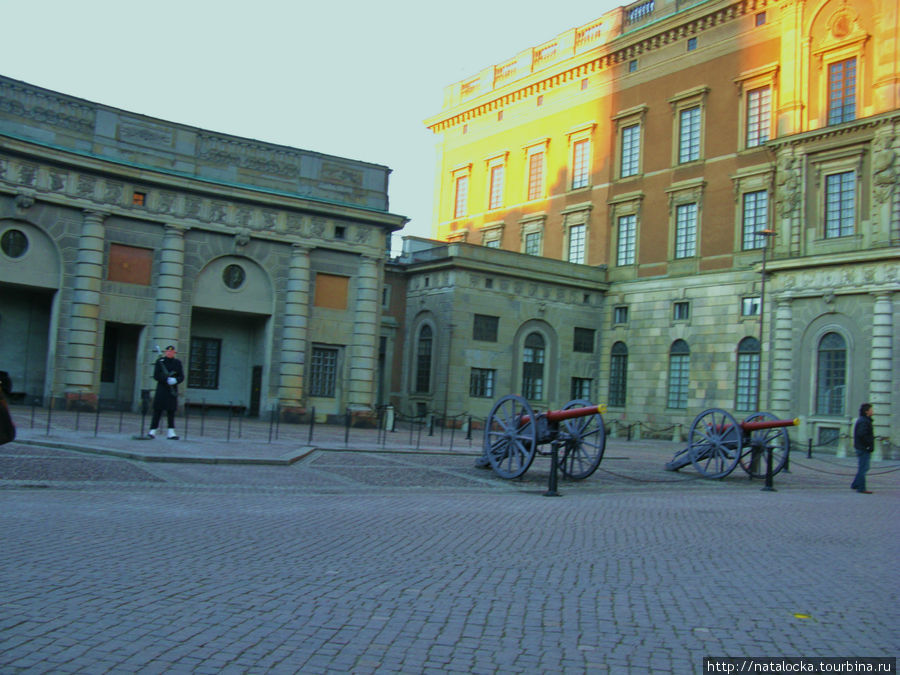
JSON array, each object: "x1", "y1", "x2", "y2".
[
  {"x1": 149, "y1": 345, "x2": 185, "y2": 439},
  {"x1": 851, "y1": 403, "x2": 875, "y2": 493}
]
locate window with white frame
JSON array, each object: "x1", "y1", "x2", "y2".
[
  {"x1": 675, "y1": 203, "x2": 697, "y2": 258},
  {"x1": 621, "y1": 124, "x2": 641, "y2": 177},
  {"x1": 572, "y1": 138, "x2": 590, "y2": 189},
  {"x1": 824, "y1": 171, "x2": 855, "y2": 238},
  {"x1": 673, "y1": 301, "x2": 690, "y2": 321},
  {"x1": 488, "y1": 163, "x2": 505, "y2": 210},
  {"x1": 678, "y1": 106, "x2": 701, "y2": 163},
  {"x1": 525, "y1": 231, "x2": 542, "y2": 256},
  {"x1": 617, "y1": 214, "x2": 636, "y2": 266},
  {"x1": 741, "y1": 297, "x2": 761, "y2": 317},
  {"x1": 453, "y1": 174, "x2": 468, "y2": 219},
  {"x1": 742, "y1": 190, "x2": 769, "y2": 249},
  {"x1": 746, "y1": 86, "x2": 771, "y2": 148},
  {"x1": 827, "y1": 57, "x2": 856, "y2": 125},
  {"x1": 526, "y1": 149, "x2": 545, "y2": 201},
  {"x1": 568, "y1": 224, "x2": 586, "y2": 264},
  {"x1": 669, "y1": 87, "x2": 708, "y2": 166}
]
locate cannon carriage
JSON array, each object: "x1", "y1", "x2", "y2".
[
  {"x1": 666, "y1": 408, "x2": 798, "y2": 479},
  {"x1": 480, "y1": 394, "x2": 607, "y2": 480}
]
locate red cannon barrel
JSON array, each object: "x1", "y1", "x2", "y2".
[
  {"x1": 740, "y1": 417, "x2": 799, "y2": 432},
  {"x1": 521, "y1": 404, "x2": 606, "y2": 424}
]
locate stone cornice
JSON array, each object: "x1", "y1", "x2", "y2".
[{"x1": 426, "y1": 0, "x2": 773, "y2": 133}]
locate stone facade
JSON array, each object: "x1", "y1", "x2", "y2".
[
  {"x1": 0, "y1": 75, "x2": 406, "y2": 420},
  {"x1": 416, "y1": 0, "x2": 899, "y2": 453}
]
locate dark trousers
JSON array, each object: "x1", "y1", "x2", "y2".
[
  {"x1": 851, "y1": 450, "x2": 871, "y2": 491},
  {"x1": 150, "y1": 407, "x2": 176, "y2": 430}
]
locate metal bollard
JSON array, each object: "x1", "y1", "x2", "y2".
[
  {"x1": 544, "y1": 442, "x2": 561, "y2": 497},
  {"x1": 761, "y1": 444, "x2": 776, "y2": 492},
  {"x1": 807, "y1": 438, "x2": 812, "y2": 458}
]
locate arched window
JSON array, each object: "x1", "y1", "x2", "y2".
[
  {"x1": 735, "y1": 337, "x2": 760, "y2": 412},
  {"x1": 816, "y1": 332, "x2": 846, "y2": 415},
  {"x1": 522, "y1": 332, "x2": 545, "y2": 400},
  {"x1": 667, "y1": 339, "x2": 690, "y2": 409},
  {"x1": 609, "y1": 342, "x2": 628, "y2": 407},
  {"x1": 415, "y1": 325, "x2": 432, "y2": 393}
]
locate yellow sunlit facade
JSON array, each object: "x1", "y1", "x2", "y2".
[{"x1": 406, "y1": 0, "x2": 899, "y2": 451}]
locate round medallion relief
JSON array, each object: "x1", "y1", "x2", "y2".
[
  {"x1": 1, "y1": 229, "x2": 29, "y2": 259},
  {"x1": 222, "y1": 263, "x2": 246, "y2": 289}
]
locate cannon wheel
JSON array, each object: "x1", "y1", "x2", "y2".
[
  {"x1": 688, "y1": 408, "x2": 742, "y2": 479},
  {"x1": 738, "y1": 411, "x2": 790, "y2": 478},
  {"x1": 484, "y1": 394, "x2": 538, "y2": 479},
  {"x1": 557, "y1": 399, "x2": 606, "y2": 479}
]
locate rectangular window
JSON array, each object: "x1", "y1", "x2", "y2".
[
  {"x1": 488, "y1": 164, "x2": 505, "y2": 210},
  {"x1": 188, "y1": 337, "x2": 221, "y2": 390},
  {"x1": 678, "y1": 106, "x2": 701, "y2": 163},
  {"x1": 309, "y1": 347, "x2": 339, "y2": 397},
  {"x1": 621, "y1": 124, "x2": 640, "y2": 177},
  {"x1": 571, "y1": 377, "x2": 592, "y2": 401},
  {"x1": 568, "y1": 224, "x2": 586, "y2": 264},
  {"x1": 667, "y1": 354, "x2": 690, "y2": 409},
  {"x1": 609, "y1": 349, "x2": 627, "y2": 407},
  {"x1": 573, "y1": 327, "x2": 595, "y2": 353},
  {"x1": 828, "y1": 58, "x2": 856, "y2": 125},
  {"x1": 687, "y1": 37, "x2": 697, "y2": 51},
  {"x1": 617, "y1": 214, "x2": 636, "y2": 265},
  {"x1": 825, "y1": 171, "x2": 855, "y2": 238},
  {"x1": 453, "y1": 174, "x2": 468, "y2": 219},
  {"x1": 572, "y1": 139, "x2": 590, "y2": 189},
  {"x1": 675, "y1": 203, "x2": 697, "y2": 258},
  {"x1": 742, "y1": 191, "x2": 769, "y2": 249},
  {"x1": 132, "y1": 191, "x2": 146, "y2": 206},
  {"x1": 735, "y1": 352, "x2": 760, "y2": 412},
  {"x1": 524, "y1": 231, "x2": 542, "y2": 256},
  {"x1": 527, "y1": 151, "x2": 545, "y2": 200},
  {"x1": 673, "y1": 301, "x2": 690, "y2": 321},
  {"x1": 469, "y1": 368, "x2": 496, "y2": 398},
  {"x1": 746, "y1": 86, "x2": 771, "y2": 148},
  {"x1": 473, "y1": 314, "x2": 499, "y2": 342},
  {"x1": 485, "y1": 239, "x2": 501, "y2": 249},
  {"x1": 741, "y1": 297, "x2": 761, "y2": 316},
  {"x1": 613, "y1": 306, "x2": 629, "y2": 324}
]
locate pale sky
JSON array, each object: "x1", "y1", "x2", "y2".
[{"x1": 1, "y1": 0, "x2": 622, "y2": 248}]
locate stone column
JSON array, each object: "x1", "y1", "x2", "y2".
[
  {"x1": 769, "y1": 295, "x2": 794, "y2": 420},
  {"x1": 63, "y1": 210, "x2": 106, "y2": 407},
  {"x1": 150, "y1": 225, "x2": 185, "y2": 369},
  {"x1": 278, "y1": 243, "x2": 311, "y2": 416},
  {"x1": 869, "y1": 291, "x2": 894, "y2": 460},
  {"x1": 347, "y1": 255, "x2": 380, "y2": 414}
]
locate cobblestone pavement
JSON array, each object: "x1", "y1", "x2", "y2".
[{"x1": 1, "y1": 412, "x2": 898, "y2": 674}]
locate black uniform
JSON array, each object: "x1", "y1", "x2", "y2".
[{"x1": 150, "y1": 355, "x2": 185, "y2": 430}]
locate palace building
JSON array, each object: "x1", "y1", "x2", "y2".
[
  {"x1": 0, "y1": 74, "x2": 406, "y2": 421},
  {"x1": 412, "y1": 0, "x2": 898, "y2": 451}
]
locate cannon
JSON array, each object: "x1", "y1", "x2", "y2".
[
  {"x1": 481, "y1": 394, "x2": 607, "y2": 479},
  {"x1": 666, "y1": 408, "x2": 798, "y2": 479}
]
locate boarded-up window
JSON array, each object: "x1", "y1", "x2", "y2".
[
  {"x1": 107, "y1": 243, "x2": 153, "y2": 285},
  {"x1": 314, "y1": 273, "x2": 349, "y2": 309}
]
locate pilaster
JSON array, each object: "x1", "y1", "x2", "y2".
[
  {"x1": 278, "y1": 243, "x2": 311, "y2": 413},
  {"x1": 347, "y1": 255, "x2": 381, "y2": 412},
  {"x1": 869, "y1": 291, "x2": 893, "y2": 460},
  {"x1": 150, "y1": 225, "x2": 185, "y2": 371}
]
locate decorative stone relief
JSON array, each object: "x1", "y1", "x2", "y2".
[
  {"x1": 209, "y1": 202, "x2": 228, "y2": 224},
  {"x1": 76, "y1": 174, "x2": 96, "y2": 198},
  {"x1": 261, "y1": 210, "x2": 278, "y2": 231},
  {"x1": 18, "y1": 164, "x2": 37, "y2": 187},
  {"x1": 775, "y1": 150, "x2": 802, "y2": 218},
  {"x1": 310, "y1": 217, "x2": 327, "y2": 237},
  {"x1": 872, "y1": 126, "x2": 897, "y2": 206},
  {"x1": 157, "y1": 192, "x2": 176, "y2": 214},
  {"x1": 184, "y1": 197, "x2": 202, "y2": 220},
  {"x1": 49, "y1": 171, "x2": 66, "y2": 191},
  {"x1": 103, "y1": 181, "x2": 123, "y2": 204}
]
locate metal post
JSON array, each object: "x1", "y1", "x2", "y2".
[
  {"x1": 761, "y1": 443, "x2": 775, "y2": 492},
  {"x1": 544, "y1": 442, "x2": 561, "y2": 497},
  {"x1": 75, "y1": 395, "x2": 81, "y2": 432},
  {"x1": 308, "y1": 407, "x2": 316, "y2": 444},
  {"x1": 46, "y1": 398, "x2": 52, "y2": 435},
  {"x1": 756, "y1": 229, "x2": 775, "y2": 411},
  {"x1": 30, "y1": 399, "x2": 36, "y2": 429},
  {"x1": 94, "y1": 400, "x2": 101, "y2": 437},
  {"x1": 226, "y1": 402, "x2": 233, "y2": 442},
  {"x1": 268, "y1": 405, "x2": 275, "y2": 443},
  {"x1": 200, "y1": 399, "x2": 206, "y2": 437},
  {"x1": 807, "y1": 438, "x2": 812, "y2": 458},
  {"x1": 344, "y1": 409, "x2": 351, "y2": 447},
  {"x1": 183, "y1": 402, "x2": 190, "y2": 441}
]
